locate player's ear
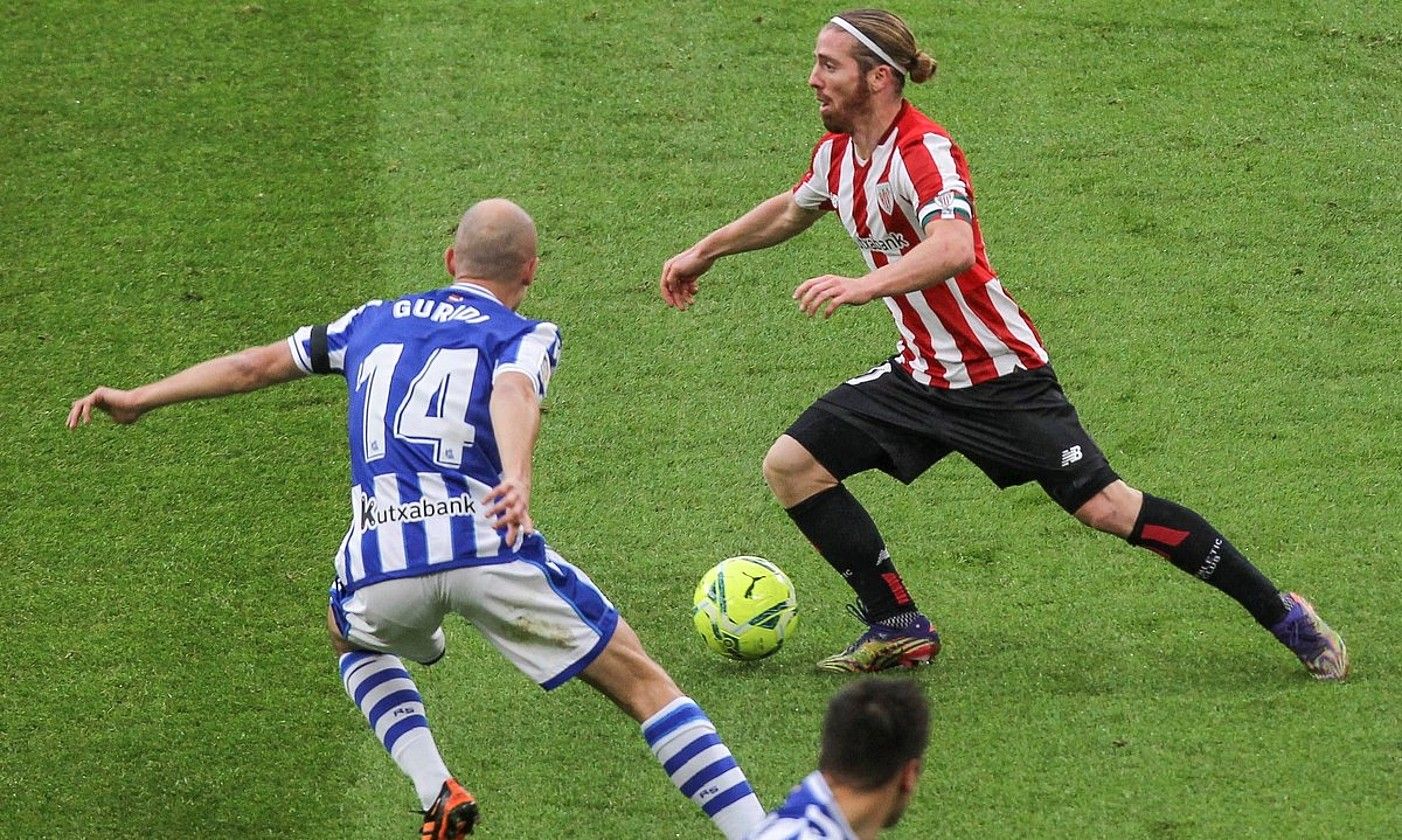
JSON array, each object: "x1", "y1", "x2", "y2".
[
  {"x1": 444, "y1": 246, "x2": 457, "y2": 278},
  {"x1": 872, "y1": 64, "x2": 895, "y2": 94},
  {"x1": 521, "y1": 255, "x2": 539, "y2": 286},
  {"x1": 900, "y1": 758, "x2": 922, "y2": 795}
]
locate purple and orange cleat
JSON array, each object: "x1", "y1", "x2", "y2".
[
  {"x1": 818, "y1": 607, "x2": 942, "y2": 673},
  {"x1": 1271, "y1": 592, "x2": 1349, "y2": 681}
]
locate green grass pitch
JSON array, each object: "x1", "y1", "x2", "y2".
[{"x1": 4, "y1": 1, "x2": 1398, "y2": 837}]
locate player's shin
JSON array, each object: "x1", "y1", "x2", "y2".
[
  {"x1": 785, "y1": 484, "x2": 918, "y2": 621},
  {"x1": 1126, "y1": 493, "x2": 1288, "y2": 627},
  {"x1": 339, "y1": 650, "x2": 452, "y2": 810},
  {"x1": 641, "y1": 697, "x2": 765, "y2": 840}
]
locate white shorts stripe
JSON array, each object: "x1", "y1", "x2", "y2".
[{"x1": 332, "y1": 540, "x2": 617, "y2": 684}]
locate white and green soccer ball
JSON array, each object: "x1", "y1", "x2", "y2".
[{"x1": 692, "y1": 555, "x2": 799, "y2": 661}]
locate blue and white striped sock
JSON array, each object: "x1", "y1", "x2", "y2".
[
  {"x1": 642, "y1": 697, "x2": 765, "y2": 840},
  {"x1": 339, "y1": 651, "x2": 451, "y2": 810}
]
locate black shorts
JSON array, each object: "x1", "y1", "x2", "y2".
[{"x1": 785, "y1": 360, "x2": 1119, "y2": 514}]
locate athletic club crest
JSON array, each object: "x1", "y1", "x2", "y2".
[{"x1": 876, "y1": 182, "x2": 895, "y2": 215}]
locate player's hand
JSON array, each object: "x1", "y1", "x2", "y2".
[
  {"x1": 794, "y1": 274, "x2": 874, "y2": 318},
  {"x1": 66, "y1": 387, "x2": 145, "y2": 429},
  {"x1": 484, "y1": 477, "x2": 534, "y2": 547},
  {"x1": 660, "y1": 246, "x2": 715, "y2": 310}
]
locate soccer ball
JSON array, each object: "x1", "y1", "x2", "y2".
[{"x1": 692, "y1": 556, "x2": 799, "y2": 660}]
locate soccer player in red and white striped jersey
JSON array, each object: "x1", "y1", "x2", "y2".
[
  {"x1": 792, "y1": 86, "x2": 1047, "y2": 390},
  {"x1": 660, "y1": 9, "x2": 1347, "y2": 680}
]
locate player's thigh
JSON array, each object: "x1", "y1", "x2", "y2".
[
  {"x1": 329, "y1": 576, "x2": 450, "y2": 665},
  {"x1": 1008, "y1": 401, "x2": 1120, "y2": 513},
  {"x1": 443, "y1": 538, "x2": 620, "y2": 691},
  {"x1": 786, "y1": 388, "x2": 948, "y2": 484},
  {"x1": 949, "y1": 401, "x2": 1119, "y2": 513}
]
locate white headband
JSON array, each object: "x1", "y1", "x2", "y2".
[{"x1": 828, "y1": 16, "x2": 906, "y2": 75}]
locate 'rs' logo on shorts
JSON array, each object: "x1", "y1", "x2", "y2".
[{"x1": 1060, "y1": 446, "x2": 1083, "y2": 466}]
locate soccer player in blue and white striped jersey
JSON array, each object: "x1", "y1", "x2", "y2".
[
  {"x1": 68, "y1": 199, "x2": 765, "y2": 840},
  {"x1": 747, "y1": 679, "x2": 929, "y2": 840}
]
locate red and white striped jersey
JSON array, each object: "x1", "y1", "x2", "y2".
[{"x1": 792, "y1": 100, "x2": 1049, "y2": 389}]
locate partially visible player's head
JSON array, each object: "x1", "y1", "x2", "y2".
[
  {"x1": 446, "y1": 198, "x2": 539, "y2": 308},
  {"x1": 811, "y1": 9, "x2": 936, "y2": 133},
  {"x1": 819, "y1": 677, "x2": 930, "y2": 829}
]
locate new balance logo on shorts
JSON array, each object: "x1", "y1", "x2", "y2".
[{"x1": 1060, "y1": 446, "x2": 1083, "y2": 466}]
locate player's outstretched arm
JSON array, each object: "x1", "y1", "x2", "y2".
[
  {"x1": 65, "y1": 340, "x2": 306, "y2": 429},
  {"x1": 660, "y1": 191, "x2": 824, "y2": 310},
  {"x1": 484, "y1": 371, "x2": 541, "y2": 547}
]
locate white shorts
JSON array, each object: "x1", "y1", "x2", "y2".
[{"x1": 329, "y1": 534, "x2": 619, "y2": 690}]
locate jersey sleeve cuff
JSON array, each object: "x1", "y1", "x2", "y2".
[
  {"x1": 493, "y1": 363, "x2": 546, "y2": 397},
  {"x1": 792, "y1": 182, "x2": 834, "y2": 212},
  {"x1": 287, "y1": 333, "x2": 314, "y2": 375}
]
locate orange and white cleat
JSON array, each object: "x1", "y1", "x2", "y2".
[{"x1": 421, "y1": 778, "x2": 479, "y2": 840}]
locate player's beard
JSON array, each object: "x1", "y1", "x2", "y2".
[
  {"x1": 883, "y1": 791, "x2": 911, "y2": 829},
  {"x1": 820, "y1": 77, "x2": 875, "y2": 134},
  {"x1": 882, "y1": 775, "x2": 917, "y2": 829}
]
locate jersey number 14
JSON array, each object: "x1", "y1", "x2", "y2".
[{"x1": 356, "y1": 343, "x2": 478, "y2": 468}]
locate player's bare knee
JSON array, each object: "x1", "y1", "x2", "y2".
[
  {"x1": 763, "y1": 436, "x2": 834, "y2": 505},
  {"x1": 1074, "y1": 499, "x2": 1115, "y2": 533},
  {"x1": 761, "y1": 438, "x2": 798, "y2": 486},
  {"x1": 1074, "y1": 482, "x2": 1142, "y2": 537},
  {"x1": 325, "y1": 605, "x2": 356, "y2": 655}
]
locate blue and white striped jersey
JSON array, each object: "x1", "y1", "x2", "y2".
[
  {"x1": 287, "y1": 281, "x2": 560, "y2": 592},
  {"x1": 746, "y1": 773, "x2": 858, "y2": 840}
]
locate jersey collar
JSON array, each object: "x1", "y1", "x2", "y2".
[
  {"x1": 805, "y1": 772, "x2": 860, "y2": 840},
  {"x1": 449, "y1": 281, "x2": 504, "y2": 305}
]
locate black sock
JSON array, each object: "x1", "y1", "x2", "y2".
[
  {"x1": 1127, "y1": 493, "x2": 1288, "y2": 627},
  {"x1": 785, "y1": 484, "x2": 916, "y2": 621}
]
